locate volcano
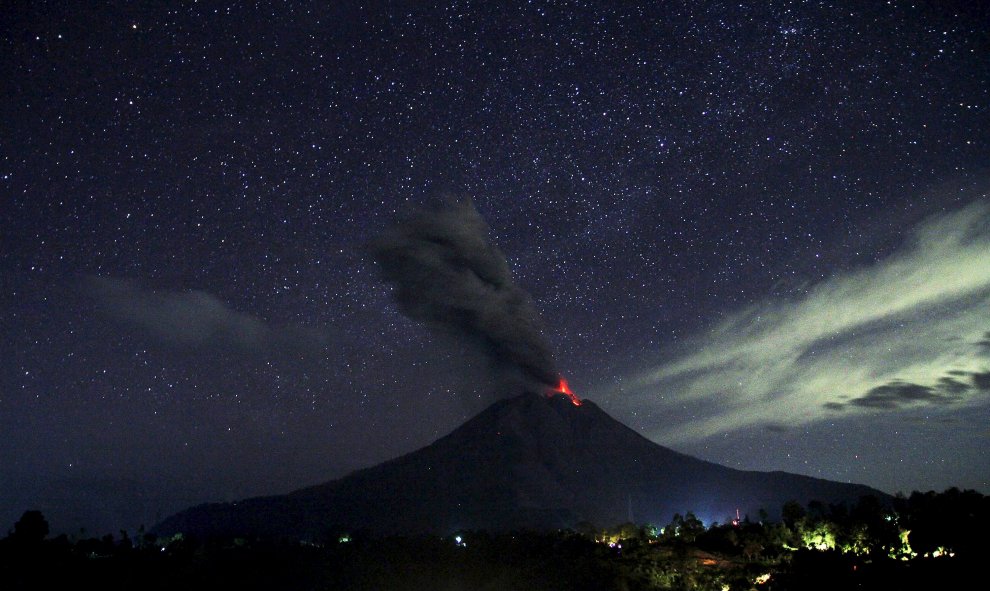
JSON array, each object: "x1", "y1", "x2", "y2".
[{"x1": 155, "y1": 393, "x2": 886, "y2": 538}]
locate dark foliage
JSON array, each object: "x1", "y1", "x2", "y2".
[{"x1": 1, "y1": 488, "x2": 986, "y2": 591}]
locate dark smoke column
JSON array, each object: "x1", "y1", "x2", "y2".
[{"x1": 370, "y1": 199, "x2": 559, "y2": 396}]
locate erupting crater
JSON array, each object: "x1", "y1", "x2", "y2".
[{"x1": 549, "y1": 377, "x2": 582, "y2": 406}]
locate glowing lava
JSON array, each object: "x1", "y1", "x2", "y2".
[{"x1": 550, "y1": 377, "x2": 583, "y2": 406}]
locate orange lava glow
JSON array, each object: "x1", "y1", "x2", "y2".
[{"x1": 551, "y1": 377, "x2": 583, "y2": 406}]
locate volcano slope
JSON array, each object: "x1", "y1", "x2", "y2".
[{"x1": 155, "y1": 393, "x2": 886, "y2": 538}]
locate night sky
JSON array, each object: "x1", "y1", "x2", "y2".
[{"x1": 3, "y1": 1, "x2": 988, "y2": 535}]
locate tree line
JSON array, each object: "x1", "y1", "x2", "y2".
[{"x1": 1, "y1": 487, "x2": 986, "y2": 590}]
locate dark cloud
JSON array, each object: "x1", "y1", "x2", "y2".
[
  {"x1": 370, "y1": 199, "x2": 558, "y2": 397},
  {"x1": 849, "y1": 381, "x2": 940, "y2": 409},
  {"x1": 85, "y1": 276, "x2": 329, "y2": 353},
  {"x1": 937, "y1": 376, "x2": 970, "y2": 395},
  {"x1": 764, "y1": 423, "x2": 790, "y2": 433},
  {"x1": 837, "y1": 368, "x2": 990, "y2": 411},
  {"x1": 942, "y1": 369, "x2": 990, "y2": 395},
  {"x1": 972, "y1": 371, "x2": 990, "y2": 392}
]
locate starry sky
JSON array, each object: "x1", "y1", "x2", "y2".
[{"x1": 2, "y1": 1, "x2": 988, "y2": 535}]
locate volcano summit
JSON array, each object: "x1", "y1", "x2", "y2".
[{"x1": 155, "y1": 393, "x2": 885, "y2": 538}]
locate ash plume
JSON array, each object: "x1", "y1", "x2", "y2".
[{"x1": 370, "y1": 199, "x2": 558, "y2": 396}]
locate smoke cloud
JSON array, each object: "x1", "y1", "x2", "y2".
[{"x1": 370, "y1": 199, "x2": 558, "y2": 396}]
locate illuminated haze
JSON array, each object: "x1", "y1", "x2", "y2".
[{"x1": 612, "y1": 199, "x2": 990, "y2": 480}]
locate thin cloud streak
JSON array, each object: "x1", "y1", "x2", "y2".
[
  {"x1": 86, "y1": 276, "x2": 331, "y2": 354},
  {"x1": 625, "y1": 199, "x2": 990, "y2": 443}
]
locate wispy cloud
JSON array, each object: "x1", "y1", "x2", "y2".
[
  {"x1": 623, "y1": 199, "x2": 990, "y2": 443},
  {"x1": 86, "y1": 276, "x2": 330, "y2": 353}
]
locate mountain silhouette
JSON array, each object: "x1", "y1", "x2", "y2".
[{"x1": 155, "y1": 393, "x2": 886, "y2": 538}]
